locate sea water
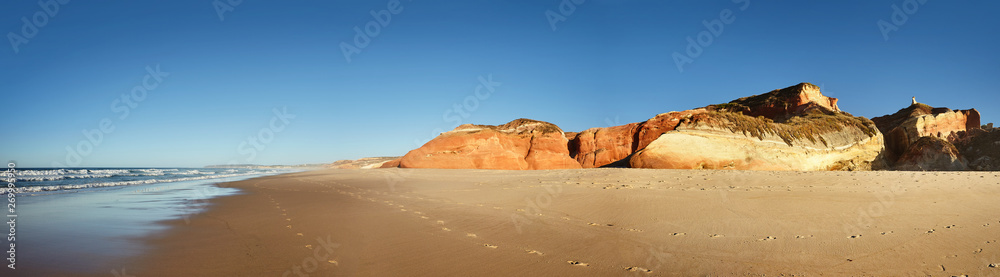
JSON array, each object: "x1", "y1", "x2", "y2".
[{"x1": 3, "y1": 167, "x2": 299, "y2": 275}]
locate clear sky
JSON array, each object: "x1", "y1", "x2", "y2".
[{"x1": 3, "y1": 1, "x2": 998, "y2": 168}]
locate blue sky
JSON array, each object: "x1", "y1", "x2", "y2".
[{"x1": 2, "y1": 0, "x2": 998, "y2": 167}]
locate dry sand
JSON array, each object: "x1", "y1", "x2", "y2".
[{"x1": 134, "y1": 168, "x2": 1000, "y2": 276}]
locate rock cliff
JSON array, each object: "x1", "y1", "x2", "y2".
[
  {"x1": 872, "y1": 103, "x2": 981, "y2": 169},
  {"x1": 629, "y1": 84, "x2": 883, "y2": 171},
  {"x1": 398, "y1": 119, "x2": 582, "y2": 170},
  {"x1": 392, "y1": 83, "x2": 991, "y2": 171}
]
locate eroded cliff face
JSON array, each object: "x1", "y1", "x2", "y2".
[
  {"x1": 569, "y1": 83, "x2": 882, "y2": 171},
  {"x1": 628, "y1": 108, "x2": 885, "y2": 171},
  {"x1": 872, "y1": 103, "x2": 981, "y2": 169},
  {"x1": 398, "y1": 119, "x2": 581, "y2": 170},
  {"x1": 395, "y1": 83, "x2": 994, "y2": 171},
  {"x1": 893, "y1": 137, "x2": 968, "y2": 171}
]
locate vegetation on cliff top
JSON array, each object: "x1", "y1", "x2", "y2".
[
  {"x1": 698, "y1": 110, "x2": 878, "y2": 147},
  {"x1": 466, "y1": 118, "x2": 564, "y2": 135}
]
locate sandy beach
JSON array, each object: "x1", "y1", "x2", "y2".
[{"x1": 124, "y1": 168, "x2": 1000, "y2": 276}]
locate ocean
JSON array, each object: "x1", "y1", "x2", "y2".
[
  {"x1": 3, "y1": 167, "x2": 300, "y2": 275},
  {"x1": 5, "y1": 167, "x2": 293, "y2": 194}
]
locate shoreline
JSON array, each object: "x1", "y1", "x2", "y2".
[
  {"x1": 5, "y1": 172, "x2": 296, "y2": 277},
  {"x1": 131, "y1": 168, "x2": 1000, "y2": 276}
]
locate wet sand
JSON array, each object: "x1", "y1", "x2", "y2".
[{"x1": 134, "y1": 168, "x2": 1000, "y2": 276}]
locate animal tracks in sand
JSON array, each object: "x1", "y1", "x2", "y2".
[{"x1": 483, "y1": 244, "x2": 498, "y2": 249}]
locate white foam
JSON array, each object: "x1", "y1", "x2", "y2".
[{"x1": 7, "y1": 171, "x2": 291, "y2": 194}]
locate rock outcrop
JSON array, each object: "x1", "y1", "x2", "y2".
[
  {"x1": 396, "y1": 83, "x2": 991, "y2": 171},
  {"x1": 893, "y1": 137, "x2": 968, "y2": 171},
  {"x1": 567, "y1": 110, "x2": 706, "y2": 168},
  {"x1": 328, "y1": 157, "x2": 401, "y2": 169},
  {"x1": 568, "y1": 123, "x2": 641, "y2": 168},
  {"x1": 398, "y1": 119, "x2": 582, "y2": 170},
  {"x1": 628, "y1": 84, "x2": 883, "y2": 171},
  {"x1": 872, "y1": 103, "x2": 981, "y2": 169},
  {"x1": 955, "y1": 128, "x2": 1000, "y2": 171}
]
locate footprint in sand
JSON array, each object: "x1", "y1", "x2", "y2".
[
  {"x1": 848, "y1": 235, "x2": 861, "y2": 239},
  {"x1": 561, "y1": 217, "x2": 571, "y2": 220},
  {"x1": 420, "y1": 216, "x2": 430, "y2": 219},
  {"x1": 710, "y1": 234, "x2": 723, "y2": 238},
  {"x1": 625, "y1": 266, "x2": 653, "y2": 273},
  {"x1": 466, "y1": 233, "x2": 477, "y2": 238},
  {"x1": 567, "y1": 261, "x2": 589, "y2": 267},
  {"x1": 286, "y1": 225, "x2": 292, "y2": 228},
  {"x1": 627, "y1": 228, "x2": 644, "y2": 232},
  {"x1": 442, "y1": 227, "x2": 451, "y2": 231},
  {"x1": 436, "y1": 220, "x2": 445, "y2": 224},
  {"x1": 672, "y1": 232, "x2": 686, "y2": 236},
  {"x1": 483, "y1": 244, "x2": 498, "y2": 249},
  {"x1": 525, "y1": 250, "x2": 543, "y2": 256},
  {"x1": 296, "y1": 233, "x2": 303, "y2": 236},
  {"x1": 328, "y1": 260, "x2": 339, "y2": 266},
  {"x1": 758, "y1": 236, "x2": 777, "y2": 241},
  {"x1": 305, "y1": 245, "x2": 313, "y2": 249}
]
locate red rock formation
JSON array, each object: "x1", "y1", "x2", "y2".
[
  {"x1": 566, "y1": 110, "x2": 710, "y2": 168},
  {"x1": 722, "y1": 83, "x2": 840, "y2": 120},
  {"x1": 399, "y1": 119, "x2": 581, "y2": 170},
  {"x1": 397, "y1": 83, "x2": 889, "y2": 171},
  {"x1": 569, "y1": 123, "x2": 640, "y2": 168},
  {"x1": 378, "y1": 158, "x2": 401, "y2": 168}
]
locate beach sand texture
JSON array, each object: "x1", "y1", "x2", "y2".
[{"x1": 134, "y1": 168, "x2": 1000, "y2": 276}]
